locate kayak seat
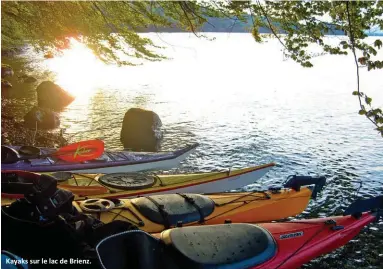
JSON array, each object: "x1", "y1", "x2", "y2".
[
  {"x1": 161, "y1": 223, "x2": 276, "y2": 268},
  {"x1": 96, "y1": 230, "x2": 175, "y2": 269},
  {"x1": 131, "y1": 194, "x2": 215, "y2": 227}
]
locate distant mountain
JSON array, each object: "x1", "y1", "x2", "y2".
[
  {"x1": 140, "y1": 15, "x2": 346, "y2": 35},
  {"x1": 365, "y1": 30, "x2": 383, "y2": 36},
  {"x1": 139, "y1": 15, "x2": 383, "y2": 36}
]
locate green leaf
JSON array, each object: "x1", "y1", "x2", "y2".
[
  {"x1": 352, "y1": 91, "x2": 359, "y2": 95},
  {"x1": 365, "y1": 96, "x2": 372, "y2": 105},
  {"x1": 359, "y1": 110, "x2": 366, "y2": 115},
  {"x1": 374, "y1": 39, "x2": 382, "y2": 49},
  {"x1": 302, "y1": 61, "x2": 313, "y2": 67}
]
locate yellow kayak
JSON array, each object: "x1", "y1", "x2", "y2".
[
  {"x1": 1, "y1": 171, "x2": 325, "y2": 234},
  {"x1": 71, "y1": 184, "x2": 319, "y2": 233},
  {"x1": 1, "y1": 163, "x2": 275, "y2": 204}
]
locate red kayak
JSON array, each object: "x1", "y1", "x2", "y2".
[{"x1": 96, "y1": 196, "x2": 382, "y2": 269}]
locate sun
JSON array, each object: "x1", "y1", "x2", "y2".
[{"x1": 45, "y1": 39, "x2": 108, "y2": 98}]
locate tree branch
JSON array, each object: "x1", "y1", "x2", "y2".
[
  {"x1": 254, "y1": 0, "x2": 289, "y2": 51},
  {"x1": 345, "y1": 1, "x2": 379, "y2": 128},
  {"x1": 182, "y1": 1, "x2": 215, "y2": 28},
  {"x1": 176, "y1": 2, "x2": 200, "y2": 37},
  {"x1": 93, "y1": 2, "x2": 116, "y2": 33}
]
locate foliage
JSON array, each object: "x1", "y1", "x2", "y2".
[
  {"x1": 1, "y1": 1, "x2": 382, "y2": 136},
  {"x1": 244, "y1": 1, "x2": 383, "y2": 136},
  {"x1": 1, "y1": 1, "x2": 220, "y2": 65}
]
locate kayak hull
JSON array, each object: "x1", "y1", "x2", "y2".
[
  {"x1": 132, "y1": 163, "x2": 275, "y2": 197},
  {"x1": 1, "y1": 163, "x2": 276, "y2": 204},
  {"x1": 1, "y1": 143, "x2": 199, "y2": 173}
]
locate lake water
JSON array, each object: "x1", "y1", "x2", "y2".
[{"x1": 5, "y1": 33, "x2": 383, "y2": 267}]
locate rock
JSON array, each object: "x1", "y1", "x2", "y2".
[
  {"x1": 1, "y1": 79, "x2": 12, "y2": 89},
  {"x1": 24, "y1": 106, "x2": 60, "y2": 130},
  {"x1": 36, "y1": 81, "x2": 75, "y2": 110},
  {"x1": 1, "y1": 64, "x2": 14, "y2": 78},
  {"x1": 120, "y1": 108, "x2": 163, "y2": 151}
]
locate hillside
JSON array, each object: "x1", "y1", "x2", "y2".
[{"x1": 141, "y1": 16, "x2": 346, "y2": 35}]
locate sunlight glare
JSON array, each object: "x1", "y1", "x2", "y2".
[{"x1": 45, "y1": 39, "x2": 108, "y2": 98}]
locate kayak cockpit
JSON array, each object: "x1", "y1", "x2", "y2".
[{"x1": 96, "y1": 224, "x2": 277, "y2": 269}]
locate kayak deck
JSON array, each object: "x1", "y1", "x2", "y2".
[
  {"x1": 1, "y1": 163, "x2": 276, "y2": 204},
  {"x1": 57, "y1": 163, "x2": 276, "y2": 198},
  {"x1": 73, "y1": 187, "x2": 313, "y2": 233}
]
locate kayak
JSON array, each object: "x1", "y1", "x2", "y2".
[
  {"x1": 1, "y1": 172, "x2": 326, "y2": 233},
  {"x1": 70, "y1": 179, "x2": 324, "y2": 233},
  {"x1": 1, "y1": 143, "x2": 199, "y2": 173},
  {"x1": 96, "y1": 196, "x2": 383, "y2": 269},
  {"x1": 1, "y1": 163, "x2": 276, "y2": 203}
]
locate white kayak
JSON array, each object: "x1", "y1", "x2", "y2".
[{"x1": 1, "y1": 143, "x2": 199, "y2": 173}]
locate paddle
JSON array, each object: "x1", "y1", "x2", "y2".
[{"x1": 2, "y1": 140, "x2": 105, "y2": 163}]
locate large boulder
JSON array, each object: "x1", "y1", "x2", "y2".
[
  {"x1": 120, "y1": 108, "x2": 163, "y2": 151},
  {"x1": 24, "y1": 106, "x2": 60, "y2": 130},
  {"x1": 36, "y1": 81, "x2": 75, "y2": 110}
]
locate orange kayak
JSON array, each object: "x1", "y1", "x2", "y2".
[{"x1": 71, "y1": 177, "x2": 324, "y2": 233}]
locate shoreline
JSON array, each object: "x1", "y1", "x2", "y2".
[
  {"x1": 1, "y1": 99, "x2": 67, "y2": 148},
  {"x1": 1, "y1": 55, "x2": 68, "y2": 148}
]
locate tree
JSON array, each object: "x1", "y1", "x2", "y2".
[
  {"x1": 1, "y1": 1, "x2": 382, "y2": 136},
  {"x1": 1, "y1": 1, "x2": 220, "y2": 65},
  {"x1": 211, "y1": 0, "x2": 383, "y2": 137},
  {"x1": 245, "y1": 0, "x2": 383, "y2": 137}
]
